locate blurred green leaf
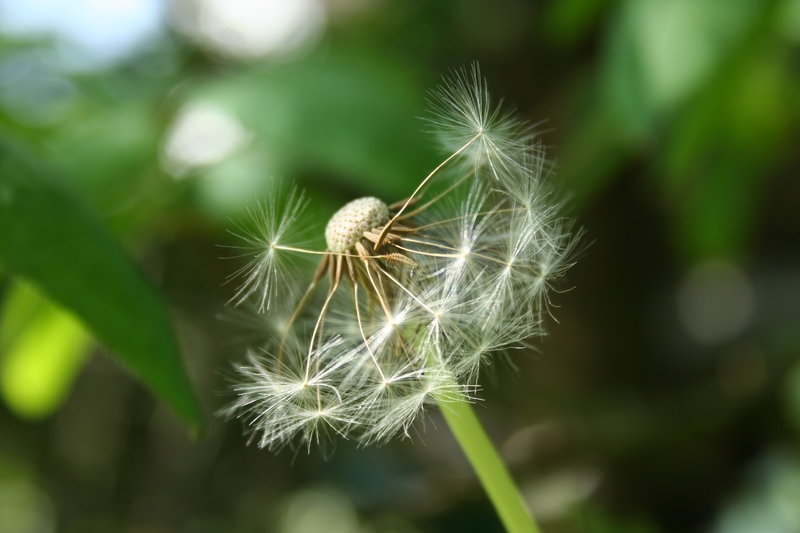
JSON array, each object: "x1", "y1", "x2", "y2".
[
  {"x1": 41, "y1": 77, "x2": 174, "y2": 235},
  {"x1": 602, "y1": 0, "x2": 761, "y2": 137},
  {"x1": 0, "y1": 136, "x2": 203, "y2": 433},
  {"x1": 0, "y1": 279, "x2": 91, "y2": 419},
  {"x1": 542, "y1": 0, "x2": 614, "y2": 48},
  {"x1": 660, "y1": 49, "x2": 796, "y2": 262},
  {"x1": 48, "y1": 99, "x2": 158, "y2": 191},
  {"x1": 186, "y1": 54, "x2": 441, "y2": 202},
  {"x1": 776, "y1": 0, "x2": 800, "y2": 42}
]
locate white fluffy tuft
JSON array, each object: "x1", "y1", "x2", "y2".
[{"x1": 223, "y1": 66, "x2": 581, "y2": 451}]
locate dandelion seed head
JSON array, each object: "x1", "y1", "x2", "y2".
[
  {"x1": 324, "y1": 196, "x2": 389, "y2": 253},
  {"x1": 222, "y1": 64, "x2": 582, "y2": 451}
]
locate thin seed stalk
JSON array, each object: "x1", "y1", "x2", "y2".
[{"x1": 438, "y1": 396, "x2": 541, "y2": 533}]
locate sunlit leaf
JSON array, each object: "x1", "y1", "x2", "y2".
[
  {"x1": 0, "y1": 280, "x2": 91, "y2": 419},
  {"x1": 0, "y1": 137, "x2": 204, "y2": 433}
]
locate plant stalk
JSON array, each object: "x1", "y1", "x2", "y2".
[{"x1": 438, "y1": 396, "x2": 541, "y2": 533}]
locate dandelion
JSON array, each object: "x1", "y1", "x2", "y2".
[{"x1": 223, "y1": 64, "x2": 580, "y2": 533}]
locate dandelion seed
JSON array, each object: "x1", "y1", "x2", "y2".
[
  {"x1": 226, "y1": 184, "x2": 311, "y2": 312},
  {"x1": 222, "y1": 64, "x2": 580, "y2": 451}
]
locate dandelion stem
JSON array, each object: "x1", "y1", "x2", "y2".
[{"x1": 438, "y1": 397, "x2": 541, "y2": 533}]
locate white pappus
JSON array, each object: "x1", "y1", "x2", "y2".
[{"x1": 222, "y1": 64, "x2": 581, "y2": 451}]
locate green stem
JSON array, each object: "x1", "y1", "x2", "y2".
[{"x1": 438, "y1": 396, "x2": 541, "y2": 533}]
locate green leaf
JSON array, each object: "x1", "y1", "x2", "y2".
[
  {"x1": 542, "y1": 0, "x2": 612, "y2": 48},
  {"x1": 184, "y1": 53, "x2": 442, "y2": 206},
  {"x1": 601, "y1": 0, "x2": 761, "y2": 137},
  {"x1": 0, "y1": 136, "x2": 204, "y2": 434},
  {"x1": 0, "y1": 279, "x2": 91, "y2": 419},
  {"x1": 659, "y1": 49, "x2": 794, "y2": 262}
]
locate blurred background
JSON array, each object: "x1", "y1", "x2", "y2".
[{"x1": 1, "y1": 0, "x2": 799, "y2": 532}]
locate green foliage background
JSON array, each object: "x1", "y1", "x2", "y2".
[{"x1": 0, "y1": 1, "x2": 799, "y2": 532}]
